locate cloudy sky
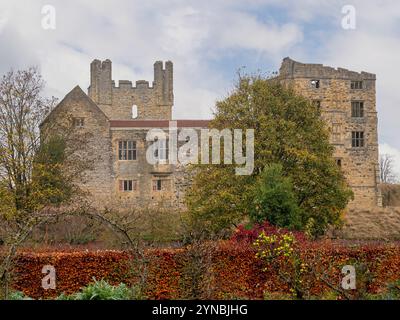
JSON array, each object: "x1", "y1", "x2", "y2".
[{"x1": 0, "y1": 0, "x2": 399, "y2": 176}]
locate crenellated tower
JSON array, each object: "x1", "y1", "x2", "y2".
[{"x1": 88, "y1": 59, "x2": 173, "y2": 120}]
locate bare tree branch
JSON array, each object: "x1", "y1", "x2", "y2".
[{"x1": 380, "y1": 154, "x2": 398, "y2": 184}]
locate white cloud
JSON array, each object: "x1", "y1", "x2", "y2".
[
  {"x1": 0, "y1": 0, "x2": 398, "y2": 153},
  {"x1": 213, "y1": 12, "x2": 303, "y2": 56},
  {"x1": 0, "y1": 0, "x2": 304, "y2": 120},
  {"x1": 160, "y1": 6, "x2": 210, "y2": 56}
]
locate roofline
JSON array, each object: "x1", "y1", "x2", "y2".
[{"x1": 40, "y1": 85, "x2": 109, "y2": 128}]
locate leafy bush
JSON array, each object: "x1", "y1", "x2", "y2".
[
  {"x1": 9, "y1": 291, "x2": 33, "y2": 300},
  {"x1": 385, "y1": 279, "x2": 400, "y2": 300},
  {"x1": 366, "y1": 279, "x2": 400, "y2": 300},
  {"x1": 57, "y1": 279, "x2": 132, "y2": 300},
  {"x1": 230, "y1": 221, "x2": 307, "y2": 244},
  {"x1": 254, "y1": 232, "x2": 307, "y2": 299},
  {"x1": 250, "y1": 164, "x2": 302, "y2": 229}
]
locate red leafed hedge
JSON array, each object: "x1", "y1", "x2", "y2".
[
  {"x1": 12, "y1": 250, "x2": 132, "y2": 299},
  {"x1": 9, "y1": 241, "x2": 400, "y2": 299}
]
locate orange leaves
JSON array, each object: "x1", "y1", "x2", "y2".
[
  {"x1": 11, "y1": 250, "x2": 130, "y2": 299},
  {"x1": 9, "y1": 242, "x2": 400, "y2": 299}
]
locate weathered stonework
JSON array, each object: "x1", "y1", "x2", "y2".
[
  {"x1": 40, "y1": 86, "x2": 114, "y2": 208},
  {"x1": 42, "y1": 57, "x2": 381, "y2": 213},
  {"x1": 279, "y1": 57, "x2": 382, "y2": 208}
]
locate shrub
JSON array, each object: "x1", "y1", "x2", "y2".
[
  {"x1": 57, "y1": 279, "x2": 132, "y2": 300},
  {"x1": 254, "y1": 232, "x2": 307, "y2": 299},
  {"x1": 9, "y1": 291, "x2": 33, "y2": 300},
  {"x1": 10, "y1": 245, "x2": 400, "y2": 300},
  {"x1": 367, "y1": 279, "x2": 400, "y2": 300},
  {"x1": 250, "y1": 164, "x2": 302, "y2": 229},
  {"x1": 385, "y1": 279, "x2": 400, "y2": 300},
  {"x1": 230, "y1": 221, "x2": 307, "y2": 244}
]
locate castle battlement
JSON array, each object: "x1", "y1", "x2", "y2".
[
  {"x1": 135, "y1": 80, "x2": 150, "y2": 89},
  {"x1": 111, "y1": 80, "x2": 153, "y2": 90}
]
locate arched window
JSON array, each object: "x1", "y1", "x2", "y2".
[{"x1": 132, "y1": 104, "x2": 138, "y2": 119}]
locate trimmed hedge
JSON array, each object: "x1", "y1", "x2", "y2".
[{"x1": 9, "y1": 241, "x2": 400, "y2": 299}]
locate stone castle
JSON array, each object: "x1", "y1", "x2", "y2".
[{"x1": 41, "y1": 57, "x2": 381, "y2": 210}]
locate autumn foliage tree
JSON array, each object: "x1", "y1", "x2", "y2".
[
  {"x1": 0, "y1": 68, "x2": 93, "y2": 220},
  {"x1": 0, "y1": 67, "x2": 89, "y2": 298},
  {"x1": 186, "y1": 75, "x2": 353, "y2": 238}
]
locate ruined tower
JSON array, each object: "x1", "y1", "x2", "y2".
[{"x1": 279, "y1": 57, "x2": 382, "y2": 208}]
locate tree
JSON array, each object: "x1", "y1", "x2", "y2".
[
  {"x1": 0, "y1": 67, "x2": 89, "y2": 298},
  {"x1": 250, "y1": 163, "x2": 301, "y2": 230},
  {"x1": 0, "y1": 67, "x2": 57, "y2": 213},
  {"x1": 380, "y1": 154, "x2": 398, "y2": 184},
  {"x1": 0, "y1": 68, "x2": 163, "y2": 300},
  {"x1": 186, "y1": 75, "x2": 353, "y2": 238},
  {"x1": 0, "y1": 68, "x2": 94, "y2": 217}
]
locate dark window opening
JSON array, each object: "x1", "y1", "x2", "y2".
[
  {"x1": 118, "y1": 141, "x2": 137, "y2": 160},
  {"x1": 313, "y1": 100, "x2": 321, "y2": 111},
  {"x1": 119, "y1": 180, "x2": 137, "y2": 192},
  {"x1": 73, "y1": 117, "x2": 85, "y2": 128},
  {"x1": 153, "y1": 179, "x2": 162, "y2": 191},
  {"x1": 351, "y1": 101, "x2": 364, "y2": 118},
  {"x1": 351, "y1": 81, "x2": 363, "y2": 90},
  {"x1": 352, "y1": 131, "x2": 365, "y2": 148},
  {"x1": 310, "y1": 80, "x2": 320, "y2": 88}
]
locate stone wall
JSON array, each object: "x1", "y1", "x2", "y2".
[
  {"x1": 109, "y1": 126, "x2": 201, "y2": 210},
  {"x1": 110, "y1": 128, "x2": 174, "y2": 209},
  {"x1": 40, "y1": 86, "x2": 113, "y2": 209}
]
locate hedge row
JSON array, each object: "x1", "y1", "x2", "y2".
[{"x1": 10, "y1": 241, "x2": 400, "y2": 299}]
